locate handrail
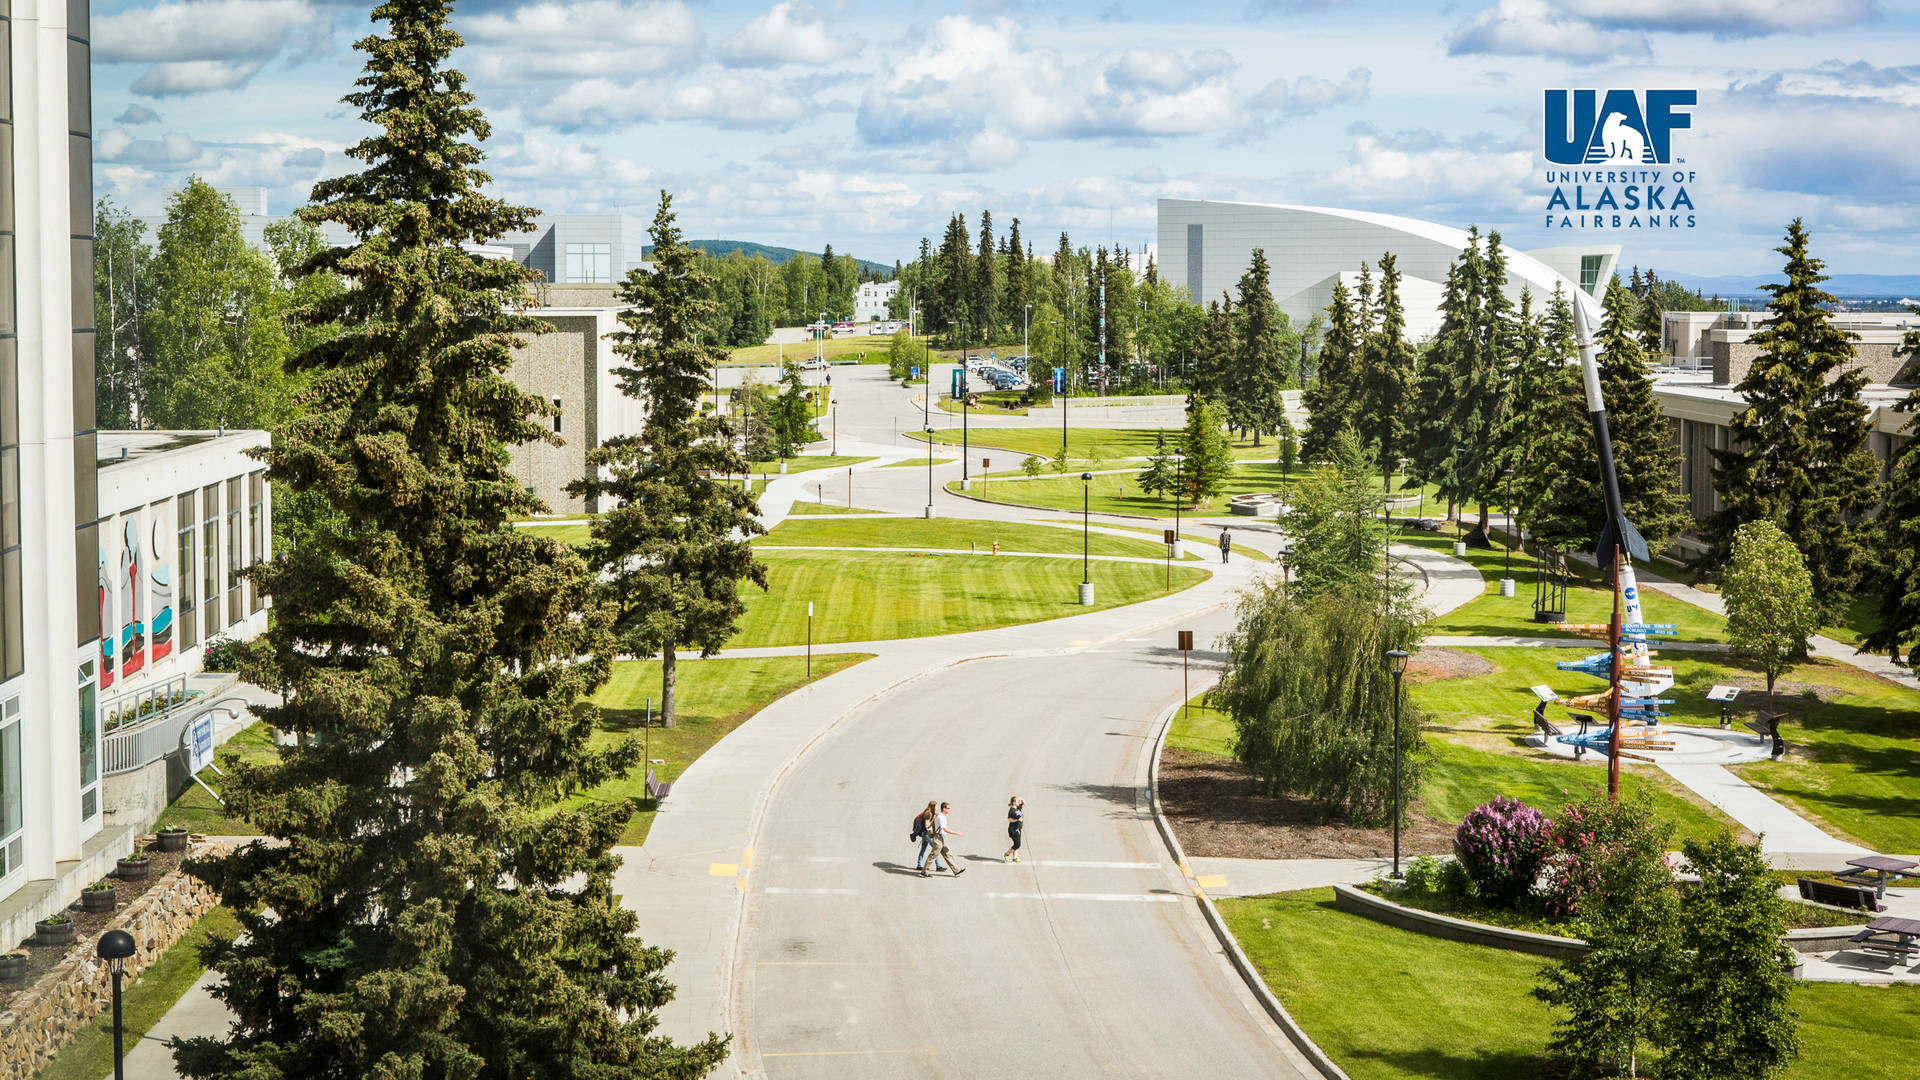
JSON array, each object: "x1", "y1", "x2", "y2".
[{"x1": 102, "y1": 693, "x2": 255, "y2": 777}]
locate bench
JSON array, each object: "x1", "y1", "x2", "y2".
[
  {"x1": 1745, "y1": 712, "x2": 1786, "y2": 757},
  {"x1": 644, "y1": 768, "x2": 673, "y2": 801},
  {"x1": 1847, "y1": 928, "x2": 1918, "y2": 960},
  {"x1": 1531, "y1": 703, "x2": 1563, "y2": 742},
  {"x1": 1799, "y1": 877, "x2": 1885, "y2": 913}
]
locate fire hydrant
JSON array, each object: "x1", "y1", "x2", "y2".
[{"x1": 992, "y1": 540, "x2": 1000, "y2": 556}]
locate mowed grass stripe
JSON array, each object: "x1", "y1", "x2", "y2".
[
  {"x1": 759, "y1": 517, "x2": 1193, "y2": 559},
  {"x1": 733, "y1": 550, "x2": 1209, "y2": 647}
]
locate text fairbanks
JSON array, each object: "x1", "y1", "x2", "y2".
[{"x1": 1543, "y1": 168, "x2": 1697, "y2": 230}]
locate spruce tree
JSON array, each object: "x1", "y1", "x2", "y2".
[
  {"x1": 975, "y1": 209, "x2": 999, "y2": 341},
  {"x1": 772, "y1": 361, "x2": 818, "y2": 457},
  {"x1": 1192, "y1": 295, "x2": 1234, "y2": 402},
  {"x1": 175, "y1": 6, "x2": 728, "y2": 1078},
  {"x1": 1179, "y1": 397, "x2": 1235, "y2": 507},
  {"x1": 1359, "y1": 253, "x2": 1417, "y2": 494},
  {"x1": 1637, "y1": 268, "x2": 1665, "y2": 351},
  {"x1": 1230, "y1": 247, "x2": 1294, "y2": 444},
  {"x1": 1865, "y1": 312, "x2": 1920, "y2": 662},
  {"x1": 1452, "y1": 231, "x2": 1515, "y2": 544},
  {"x1": 1706, "y1": 219, "x2": 1878, "y2": 620},
  {"x1": 1302, "y1": 277, "x2": 1360, "y2": 462},
  {"x1": 575, "y1": 191, "x2": 769, "y2": 728}
]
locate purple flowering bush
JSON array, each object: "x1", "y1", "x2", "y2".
[
  {"x1": 1453, "y1": 795, "x2": 1550, "y2": 907},
  {"x1": 1539, "y1": 788, "x2": 1675, "y2": 919}
]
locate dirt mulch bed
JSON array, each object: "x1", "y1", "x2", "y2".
[
  {"x1": 1404, "y1": 648, "x2": 1494, "y2": 683},
  {"x1": 0, "y1": 840, "x2": 191, "y2": 1008},
  {"x1": 1159, "y1": 748, "x2": 1455, "y2": 860}
]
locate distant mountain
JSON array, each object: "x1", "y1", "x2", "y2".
[
  {"x1": 1654, "y1": 270, "x2": 1920, "y2": 299},
  {"x1": 642, "y1": 239, "x2": 894, "y2": 277}
]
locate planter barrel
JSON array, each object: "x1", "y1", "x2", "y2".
[
  {"x1": 157, "y1": 828, "x2": 190, "y2": 852},
  {"x1": 116, "y1": 857, "x2": 151, "y2": 880},
  {"x1": 82, "y1": 887, "x2": 117, "y2": 913},
  {"x1": 0, "y1": 954, "x2": 28, "y2": 982},
  {"x1": 34, "y1": 920, "x2": 76, "y2": 947}
]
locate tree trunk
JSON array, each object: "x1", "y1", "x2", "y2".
[
  {"x1": 662, "y1": 640, "x2": 678, "y2": 728},
  {"x1": 1465, "y1": 501, "x2": 1494, "y2": 547}
]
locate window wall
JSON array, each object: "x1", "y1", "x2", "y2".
[
  {"x1": 176, "y1": 493, "x2": 196, "y2": 649},
  {"x1": 248, "y1": 472, "x2": 264, "y2": 613},
  {"x1": 202, "y1": 485, "x2": 218, "y2": 636},
  {"x1": 226, "y1": 478, "x2": 241, "y2": 626},
  {"x1": 0, "y1": 695, "x2": 21, "y2": 889},
  {"x1": 564, "y1": 241, "x2": 611, "y2": 283}
]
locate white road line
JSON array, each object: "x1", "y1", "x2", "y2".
[
  {"x1": 986, "y1": 892, "x2": 1182, "y2": 903},
  {"x1": 762, "y1": 887, "x2": 864, "y2": 896},
  {"x1": 1032, "y1": 860, "x2": 1160, "y2": 869}
]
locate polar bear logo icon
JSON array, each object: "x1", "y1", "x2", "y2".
[{"x1": 1597, "y1": 112, "x2": 1647, "y2": 162}]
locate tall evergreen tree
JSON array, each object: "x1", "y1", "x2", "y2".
[
  {"x1": 1302, "y1": 277, "x2": 1360, "y2": 462},
  {"x1": 1359, "y1": 253, "x2": 1417, "y2": 492},
  {"x1": 1178, "y1": 396, "x2": 1235, "y2": 506},
  {"x1": 176, "y1": 6, "x2": 727, "y2": 1078},
  {"x1": 575, "y1": 191, "x2": 770, "y2": 728},
  {"x1": 1230, "y1": 247, "x2": 1293, "y2": 444},
  {"x1": 1636, "y1": 268, "x2": 1665, "y2": 351},
  {"x1": 934, "y1": 213, "x2": 971, "y2": 346},
  {"x1": 1866, "y1": 311, "x2": 1920, "y2": 662},
  {"x1": 1192, "y1": 296, "x2": 1234, "y2": 402},
  {"x1": 975, "y1": 210, "x2": 999, "y2": 343},
  {"x1": 1705, "y1": 219, "x2": 1878, "y2": 620}
]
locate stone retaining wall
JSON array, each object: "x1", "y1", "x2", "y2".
[{"x1": 0, "y1": 840, "x2": 232, "y2": 1080}]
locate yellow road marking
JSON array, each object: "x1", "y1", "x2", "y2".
[
  {"x1": 763, "y1": 1048, "x2": 935, "y2": 1058},
  {"x1": 709, "y1": 863, "x2": 739, "y2": 877},
  {"x1": 1067, "y1": 639, "x2": 1092, "y2": 648},
  {"x1": 744, "y1": 846, "x2": 755, "y2": 866},
  {"x1": 1197, "y1": 874, "x2": 1229, "y2": 889}
]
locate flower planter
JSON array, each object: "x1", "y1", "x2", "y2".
[
  {"x1": 157, "y1": 827, "x2": 190, "y2": 852},
  {"x1": 116, "y1": 857, "x2": 151, "y2": 880},
  {"x1": 34, "y1": 919, "x2": 76, "y2": 947},
  {"x1": 82, "y1": 886, "x2": 117, "y2": 913},
  {"x1": 0, "y1": 953, "x2": 28, "y2": 982}
]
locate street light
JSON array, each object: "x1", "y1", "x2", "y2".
[
  {"x1": 1501, "y1": 467, "x2": 1517, "y2": 597},
  {"x1": 1280, "y1": 545, "x2": 1294, "y2": 589},
  {"x1": 925, "y1": 426, "x2": 936, "y2": 519},
  {"x1": 1385, "y1": 648, "x2": 1411, "y2": 879},
  {"x1": 832, "y1": 401, "x2": 838, "y2": 456},
  {"x1": 1171, "y1": 446, "x2": 1185, "y2": 560},
  {"x1": 98, "y1": 929, "x2": 137, "y2": 1080},
  {"x1": 1079, "y1": 472, "x2": 1095, "y2": 605},
  {"x1": 953, "y1": 317, "x2": 970, "y2": 490}
]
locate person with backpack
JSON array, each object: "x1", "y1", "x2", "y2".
[
  {"x1": 921, "y1": 801, "x2": 965, "y2": 878},
  {"x1": 1003, "y1": 796, "x2": 1025, "y2": 862},
  {"x1": 912, "y1": 800, "x2": 946, "y2": 873},
  {"x1": 1218, "y1": 528, "x2": 1233, "y2": 564}
]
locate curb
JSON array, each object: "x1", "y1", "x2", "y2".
[{"x1": 1146, "y1": 693, "x2": 1355, "y2": 1080}]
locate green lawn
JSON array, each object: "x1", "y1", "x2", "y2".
[
  {"x1": 1423, "y1": 738, "x2": 1739, "y2": 844},
  {"x1": 1399, "y1": 531, "x2": 1728, "y2": 642},
  {"x1": 724, "y1": 336, "x2": 890, "y2": 365},
  {"x1": 912, "y1": 425, "x2": 1283, "y2": 463},
  {"x1": 961, "y1": 461, "x2": 1295, "y2": 517},
  {"x1": 154, "y1": 722, "x2": 280, "y2": 834},
  {"x1": 1218, "y1": 889, "x2": 1920, "y2": 1080},
  {"x1": 733, "y1": 549, "x2": 1209, "y2": 647},
  {"x1": 937, "y1": 393, "x2": 1029, "y2": 417},
  {"x1": 1410, "y1": 645, "x2": 1920, "y2": 850},
  {"x1": 1166, "y1": 698, "x2": 1234, "y2": 757},
  {"x1": 758, "y1": 517, "x2": 1201, "y2": 560},
  {"x1": 572, "y1": 654, "x2": 870, "y2": 844},
  {"x1": 787, "y1": 502, "x2": 889, "y2": 515},
  {"x1": 520, "y1": 521, "x2": 590, "y2": 546},
  {"x1": 877, "y1": 457, "x2": 954, "y2": 468},
  {"x1": 31, "y1": 906, "x2": 241, "y2": 1080},
  {"x1": 748, "y1": 454, "x2": 873, "y2": 475},
  {"x1": 1094, "y1": 523, "x2": 1273, "y2": 562}
]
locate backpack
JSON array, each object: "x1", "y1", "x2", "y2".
[{"x1": 910, "y1": 812, "x2": 926, "y2": 843}]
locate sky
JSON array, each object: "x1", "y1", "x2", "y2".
[{"x1": 86, "y1": 0, "x2": 1920, "y2": 277}]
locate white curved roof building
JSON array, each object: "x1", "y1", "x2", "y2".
[{"x1": 1155, "y1": 199, "x2": 1616, "y2": 340}]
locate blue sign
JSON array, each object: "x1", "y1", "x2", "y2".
[
  {"x1": 1544, "y1": 89, "x2": 1693, "y2": 166},
  {"x1": 952, "y1": 368, "x2": 962, "y2": 397},
  {"x1": 1542, "y1": 88, "x2": 1697, "y2": 230},
  {"x1": 1053, "y1": 367, "x2": 1064, "y2": 393},
  {"x1": 188, "y1": 713, "x2": 215, "y2": 774},
  {"x1": 910, "y1": 365, "x2": 919, "y2": 380}
]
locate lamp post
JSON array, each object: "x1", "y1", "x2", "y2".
[
  {"x1": 954, "y1": 318, "x2": 970, "y2": 490},
  {"x1": 1079, "y1": 472, "x2": 1095, "y2": 605},
  {"x1": 832, "y1": 401, "x2": 838, "y2": 456},
  {"x1": 1171, "y1": 448, "x2": 1185, "y2": 559},
  {"x1": 1385, "y1": 649, "x2": 1411, "y2": 879},
  {"x1": 98, "y1": 929, "x2": 136, "y2": 1080},
  {"x1": 1500, "y1": 467, "x2": 1516, "y2": 597},
  {"x1": 1023, "y1": 303, "x2": 1031, "y2": 369},
  {"x1": 1280, "y1": 545, "x2": 1293, "y2": 589},
  {"x1": 925, "y1": 426, "x2": 936, "y2": 519}
]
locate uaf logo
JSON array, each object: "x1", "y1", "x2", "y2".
[{"x1": 1544, "y1": 89, "x2": 1694, "y2": 166}]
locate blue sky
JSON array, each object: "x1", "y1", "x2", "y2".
[{"x1": 87, "y1": 0, "x2": 1920, "y2": 276}]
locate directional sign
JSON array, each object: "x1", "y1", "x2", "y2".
[
  {"x1": 187, "y1": 713, "x2": 216, "y2": 774},
  {"x1": 1053, "y1": 367, "x2": 1064, "y2": 392},
  {"x1": 910, "y1": 365, "x2": 919, "y2": 380},
  {"x1": 1177, "y1": 630, "x2": 1194, "y2": 651}
]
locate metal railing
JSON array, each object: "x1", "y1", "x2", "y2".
[
  {"x1": 101, "y1": 674, "x2": 194, "y2": 734},
  {"x1": 102, "y1": 693, "x2": 254, "y2": 776}
]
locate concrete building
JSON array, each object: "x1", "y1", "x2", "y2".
[
  {"x1": 854, "y1": 280, "x2": 899, "y2": 323},
  {"x1": 1661, "y1": 308, "x2": 1920, "y2": 385},
  {"x1": 1155, "y1": 199, "x2": 1616, "y2": 339},
  {"x1": 497, "y1": 214, "x2": 652, "y2": 285},
  {"x1": 504, "y1": 285, "x2": 645, "y2": 515}
]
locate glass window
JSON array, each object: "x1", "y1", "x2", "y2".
[
  {"x1": 203, "y1": 485, "x2": 218, "y2": 637},
  {"x1": 78, "y1": 657, "x2": 96, "y2": 818},
  {"x1": 0, "y1": 696, "x2": 21, "y2": 881},
  {"x1": 564, "y1": 242, "x2": 612, "y2": 283},
  {"x1": 248, "y1": 472, "x2": 264, "y2": 613},
  {"x1": 227, "y1": 478, "x2": 242, "y2": 625},
  {"x1": 1579, "y1": 255, "x2": 1603, "y2": 295},
  {"x1": 177, "y1": 493, "x2": 196, "y2": 649}
]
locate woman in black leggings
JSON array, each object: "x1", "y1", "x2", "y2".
[{"x1": 1003, "y1": 796, "x2": 1025, "y2": 863}]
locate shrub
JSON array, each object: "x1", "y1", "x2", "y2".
[
  {"x1": 1453, "y1": 795, "x2": 1550, "y2": 908},
  {"x1": 1437, "y1": 856, "x2": 1473, "y2": 901},
  {"x1": 1022, "y1": 454, "x2": 1043, "y2": 478},
  {"x1": 202, "y1": 634, "x2": 246, "y2": 673},
  {"x1": 1539, "y1": 788, "x2": 1675, "y2": 921},
  {"x1": 1401, "y1": 854, "x2": 1443, "y2": 895}
]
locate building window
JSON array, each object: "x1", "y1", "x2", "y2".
[
  {"x1": 248, "y1": 472, "x2": 265, "y2": 614},
  {"x1": 79, "y1": 656, "x2": 97, "y2": 821},
  {"x1": 203, "y1": 485, "x2": 219, "y2": 638},
  {"x1": 553, "y1": 396, "x2": 563, "y2": 435},
  {"x1": 564, "y1": 242, "x2": 611, "y2": 283},
  {"x1": 177, "y1": 493, "x2": 196, "y2": 649},
  {"x1": 1185, "y1": 224, "x2": 1203, "y2": 299},
  {"x1": 227, "y1": 477, "x2": 242, "y2": 626},
  {"x1": 1579, "y1": 255, "x2": 1603, "y2": 295},
  {"x1": 0, "y1": 696, "x2": 22, "y2": 885}
]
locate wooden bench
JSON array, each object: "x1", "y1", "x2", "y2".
[
  {"x1": 1531, "y1": 703, "x2": 1563, "y2": 740},
  {"x1": 1745, "y1": 713, "x2": 1786, "y2": 757},
  {"x1": 1799, "y1": 877, "x2": 1885, "y2": 913},
  {"x1": 644, "y1": 768, "x2": 673, "y2": 801},
  {"x1": 1848, "y1": 928, "x2": 1917, "y2": 959}
]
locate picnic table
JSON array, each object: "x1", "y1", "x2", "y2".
[
  {"x1": 1849, "y1": 916, "x2": 1920, "y2": 963},
  {"x1": 1837, "y1": 855, "x2": 1920, "y2": 898}
]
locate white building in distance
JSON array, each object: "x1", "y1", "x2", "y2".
[
  {"x1": 1155, "y1": 199, "x2": 1617, "y2": 339},
  {"x1": 855, "y1": 280, "x2": 899, "y2": 323}
]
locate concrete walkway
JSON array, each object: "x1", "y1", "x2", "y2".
[
  {"x1": 1658, "y1": 764, "x2": 1869, "y2": 856},
  {"x1": 1186, "y1": 857, "x2": 1395, "y2": 898}
]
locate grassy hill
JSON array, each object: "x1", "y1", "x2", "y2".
[{"x1": 644, "y1": 239, "x2": 894, "y2": 278}]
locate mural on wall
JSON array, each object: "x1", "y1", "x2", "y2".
[
  {"x1": 149, "y1": 514, "x2": 174, "y2": 663},
  {"x1": 98, "y1": 546, "x2": 113, "y2": 690},
  {"x1": 120, "y1": 516, "x2": 145, "y2": 680}
]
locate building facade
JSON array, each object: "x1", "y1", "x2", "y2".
[
  {"x1": 498, "y1": 214, "x2": 652, "y2": 285},
  {"x1": 854, "y1": 280, "x2": 898, "y2": 323},
  {"x1": 1155, "y1": 199, "x2": 1616, "y2": 340},
  {"x1": 503, "y1": 286, "x2": 645, "y2": 515},
  {"x1": 1661, "y1": 308, "x2": 1920, "y2": 385}
]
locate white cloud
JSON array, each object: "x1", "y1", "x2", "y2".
[
  {"x1": 464, "y1": 0, "x2": 703, "y2": 84},
  {"x1": 670, "y1": 77, "x2": 810, "y2": 130},
  {"x1": 132, "y1": 60, "x2": 267, "y2": 97},
  {"x1": 1250, "y1": 67, "x2": 1370, "y2": 116},
  {"x1": 95, "y1": 128, "x2": 206, "y2": 167},
  {"x1": 1308, "y1": 131, "x2": 1534, "y2": 218},
  {"x1": 1447, "y1": 0, "x2": 1652, "y2": 61},
  {"x1": 96, "y1": 0, "x2": 328, "y2": 98},
  {"x1": 718, "y1": 2, "x2": 863, "y2": 67},
  {"x1": 1557, "y1": 0, "x2": 1879, "y2": 38},
  {"x1": 115, "y1": 104, "x2": 162, "y2": 125}
]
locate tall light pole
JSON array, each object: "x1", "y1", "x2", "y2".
[
  {"x1": 954, "y1": 317, "x2": 970, "y2": 490},
  {"x1": 1279, "y1": 545, "x2": 1294, "y2": 589},
  {"x1": 98, "y1": 930, "x2": 136, "y2": 1080},
  {"x1": 1079, "y1": 472, "x2": 1095, "y2": 605},
  {"x1": 925, "y1": 426, "x2": 936, "y2": 519},
  {"x1": 1171, "y1": 447, "x2": 1185, "y2": 560},
  {"x1": 832, "y1": 401, "x2": 838, "y2": 456},
  {"x1": 1385, "y1": 649, "x2": 1411, "y2": 879},
  {"x1": 1023, "y1": 303, "x2": 1031, "y2": 367},
  {"x1": 1500, "y1": 467, "x2": 1517, "y2": 597}
]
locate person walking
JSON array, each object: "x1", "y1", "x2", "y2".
[
  {"x1": 1003, "y1": 796, "x2": 1025, "y2": 862},
  {"x1": 922, "y1": 801, "x2": 966, "y2": 878},
  {"x1": 1218, "y1": 528, "x2": 1232, "y2": 564},
  {"x1": 913, "y1": 800, "x2": 947, "y2": 873}
]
